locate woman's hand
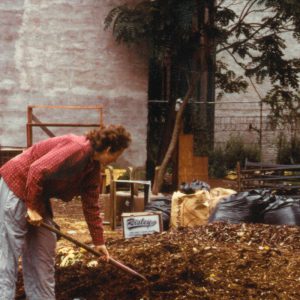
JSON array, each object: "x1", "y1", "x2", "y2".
[
  {"x1": 95, "y1": 244, "x2": 110, "y2": 262},
  {"x1": 26, "y1": 208, "x2": 43, "y2": 226}
]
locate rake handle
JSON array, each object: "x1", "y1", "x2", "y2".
[{"x1": 41, "y1": 222, "x2": 147, "y2": 282}]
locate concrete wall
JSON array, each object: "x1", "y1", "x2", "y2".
[{"x1": 0, "y1": 0, "x2": 148, "y2": 167}]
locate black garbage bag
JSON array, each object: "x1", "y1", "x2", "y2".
[
  {"x1": 179, "y1": 180, "x2": 210, "y2": 194},
  {"x1": 209, "y1": 189, "x2": 274, "y2": 224},
  {"x1": 262, "y1": 197, "x2": 300, "y2": 225},
  {"x1": 145, "y1": 196, "x2": 172, "y2": 230}
]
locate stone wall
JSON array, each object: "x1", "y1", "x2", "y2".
[{"x1": 0, "y1": 0, "x2": 148, "y2": 167}]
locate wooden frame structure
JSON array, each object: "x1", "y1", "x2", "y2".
[
  {"x1": 237, "y1": 160, "x2": 300, "y2": 193},
  {"x1": 104, "y1": 166, "x2": 151, "y2": 230},
  {"x1": 26, "y1": 105, "x2": 103, "y2": 147}
]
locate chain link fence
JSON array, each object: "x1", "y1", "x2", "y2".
[{"x1": 149, "y1": 99, "x2": 300, "y2": 163}]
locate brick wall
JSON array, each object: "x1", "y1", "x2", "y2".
[
  {"x1": 0, "y1": 0, "x2": 148, "y2": 167},
  {"x1": 214, "y1": 2, "x2": 300, "y2": 162}
]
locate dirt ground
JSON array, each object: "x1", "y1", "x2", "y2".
[{"x1": 15, "y1": 180, "x2": 300, "y2": 300}]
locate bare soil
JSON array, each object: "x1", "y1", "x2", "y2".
[{"x1": 15, "y1": 184, "x2": 300, "y2": 300}]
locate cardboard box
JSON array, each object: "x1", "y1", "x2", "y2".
[{"x1": 121, "y1": 212, "x2": 163, "y2": 239}]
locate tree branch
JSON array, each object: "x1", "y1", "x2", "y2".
[{"x1": 216, "y1": 13, "x2": 280, "y2": 54}]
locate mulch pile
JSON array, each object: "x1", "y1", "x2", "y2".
[{"x1": 17, "y1": 222, "x2": 299, "y2": 300}]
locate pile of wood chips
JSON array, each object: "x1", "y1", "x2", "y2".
[{"x1": 47, "y1": 223, "x2": 299, "y2": 299}]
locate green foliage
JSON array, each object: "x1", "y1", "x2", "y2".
[
  {"x1": 245, "y1": 34, "x2": 299, "y2": 88},
  {"x1": 209, "y1": 135, "x2": 261, "y2": 178},
  {"x1": 215, "y1": 7, "x2": 237, "y2": 27},
  {"x1": 216, "y1": 61, "x2": 248, "y2": 99},
  {"x1": 276, "y1": 135, "x2": 300, "y2": 164},
  {"x1": 215, "y1": 0, "x2": 300, "y2": 123},
  {"x1": 258, "y1": 0, "x2": 300, "y2": 36},
  {"x1": 104, "y1": 2, "x2": 154, "y2": 44},
  {"x1": 208, "y1": 146, "x2": 227, "y2": 178},
  {"x1": 104, "y1": 0, "x2": 196, "y2": 64},
  {"x1": 224, "y1": 135, "x2": 260, "y2": 169},
  {"x1": 263, "y1": 86, "x2": 300, "y2": 132},
  {"x1": 105, "y1": 0, "x2": 300, "y2": 176},
  {"x1": 105, "y1": 0, "x2": 300, "y2": 111}
]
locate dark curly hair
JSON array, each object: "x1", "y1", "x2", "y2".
[{"x1": 86, "y1": 125, "x2": 131, "y2": 153}]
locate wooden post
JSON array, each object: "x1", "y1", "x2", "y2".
[
  {"x1": 100, "y1": 108, "x2": 103, "y2": 126},
  {"x1": 237, "y1": 162, "x2": 241, "y2": 192},
  {"x1": 112, "y1": 181, "x2": 117, "y2": 230},
  {"x1": 26, "y1": 106, "x2": 33, "y2": 147}
]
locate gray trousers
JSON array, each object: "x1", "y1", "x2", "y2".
[{"x1": 0, "y1": 178, "x2": 56, "y2": 300}]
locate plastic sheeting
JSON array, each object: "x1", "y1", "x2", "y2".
[
  {"x1": 209, "y1": 189, "x2": 300, "y2": 226},
  {"x1": 145, "y1": 196, "x2": 172, "y2": 230},
  {"x1": 179, "y1": 180, "x2": 211, "y2": 194},
  {"x1": 262, "y1": 197, "x2": 300, "y2": 225}
]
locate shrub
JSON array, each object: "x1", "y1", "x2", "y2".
[
  {"x1": 277, "y1": 135, "x2": 300, "y2": 164},
  {"x1": 208, "y1": 146, "x2": 227, "y2": 178},
  {"x1": 209, "y1": 135, "x2": 260, "y2": 178}
]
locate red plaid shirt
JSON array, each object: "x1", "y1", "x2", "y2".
[{"x1": 0, "y1": 134, "x2": 104, "y2": 245}]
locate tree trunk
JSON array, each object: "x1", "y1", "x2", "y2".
[
  {"x1": 193, "y1": 0, "x2": 214, "y2": 156},
  {"x1": 152, "y1": 0, "x2": 216, "y2": 194},
  {"x1": 152, "y1": 73, "x2": 200, "y2": 194}
]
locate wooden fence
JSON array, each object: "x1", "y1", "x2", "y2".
[{"x1": 237, "y1": 160, "x2": 300, "y2": 194}]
